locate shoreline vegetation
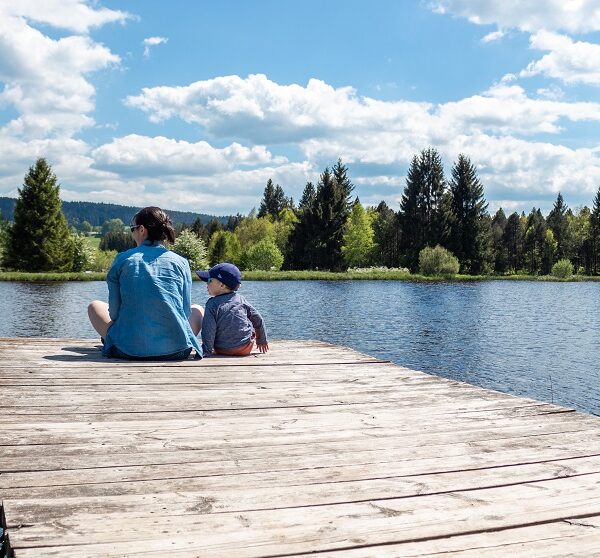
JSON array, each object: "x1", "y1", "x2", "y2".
[{"x1": 1, "y1": 270, "x2": 600, "y2": 282}]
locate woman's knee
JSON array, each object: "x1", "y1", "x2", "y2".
[{"x1": 189, "y1": 304, "x2": 204, "y2": 335}]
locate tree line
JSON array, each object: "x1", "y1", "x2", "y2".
[{"x1": 2, "y1": 155, "x2": 600, "y2": 276}]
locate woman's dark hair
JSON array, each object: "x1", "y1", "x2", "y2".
[{"x1": 133, "y1": 207, "x2": 176, "y2": 243}]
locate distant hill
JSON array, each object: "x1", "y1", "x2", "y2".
[{"x1": 0, "y1": 198, "x2": 229, "y2": 227}]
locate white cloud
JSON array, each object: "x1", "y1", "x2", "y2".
[
  {"x1": 92, "y1": 135, "x2": 284, "y2": 175},
  {"x1": 481, "y1": 29, "x2": 505, "y2": 43},
  {"x1": 520, "y1": 31, "x2": 600, "y2": 85},
  {"x1": 0, "y1": 1, "x2": 122, "y2": 139},
  {"x1": 143, "y1": 36, "x2": 168, "y2": 57},
  {"x1": 431, "y1": 0, "x2": 600, "y2": 33},
  {"x1": 0, "y1": 0, "x2": 130, "y2": 33},
  {"x1": 126, "y1": 75, "x2": 600, "y2": 148}
]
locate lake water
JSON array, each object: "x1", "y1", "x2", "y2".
[{"x1": 1, "y1": 279, "x2": 598, "y2": 416}]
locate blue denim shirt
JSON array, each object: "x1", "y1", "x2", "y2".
[{"x1": 103, "y1": 241, "x2": 202, "y2": 358}]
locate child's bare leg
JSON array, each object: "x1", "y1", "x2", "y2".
[
  {"x1": 189, "y1": 304, "x2": 204, "y2": 336},
  {"x1": 88, "y1": 300, "x2": 112, "y2": 338}
]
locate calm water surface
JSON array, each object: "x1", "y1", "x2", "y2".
[{"x1": 1, "y1": 280, "x2": 598, "y2": 415}]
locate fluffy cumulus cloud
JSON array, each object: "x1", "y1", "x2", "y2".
[
  {"x1": 120, "y1": 72, "x2": 600, "y2": 212},
  {"x1": 92, "y1": 135, "x2": 284, "y2": 175},
  {"x1": 0, "y1": 1, "x2": 124, "y2": 139},
  {"x1": 1, "y1": 1, "x2": 600, "y2": 215},
  {"x1": 431, "y1": 0, "x2": 600, "y2": 34},
  {"x1": 520, "y1": 31, "x2": 600, "y2": 84}
]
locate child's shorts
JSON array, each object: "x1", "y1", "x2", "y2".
[{"x1": 215, "y1": 336, "x2": 255, "y2": 356}]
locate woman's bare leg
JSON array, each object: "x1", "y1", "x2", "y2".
[
  {"x1": 88, "y1": 300, "x2": 112, "y2": 338},
  {"x1": 189, "y1": 304, "x2": 204, "y2": 336}
]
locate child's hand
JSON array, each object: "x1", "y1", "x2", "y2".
[{"x1": 257, "y1": 342, "x2": 269, "y2": 353}]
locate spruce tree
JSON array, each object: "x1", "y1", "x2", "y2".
[
  {"x1": 523, "y1": 208, "x2": 547, "y2": 274},
  {"x1": 502, "y1": 212, "x2": 525, "y2": 272},
  {"x1": 546, "y1": 192, "x2": 568, "y2": 261},
  {"x1": 448, "y1": 154, "x2": 491, "y2": 274},
  {"x1": 399, "y1": 148, "x2": 450, "y2": 271},
  {"x1": 258, "y1": 179, "x2": 288, "y2": 220},
  {"x1": 4, "y1": 158, "x2": 73, "y2": 271},
  {"x1": 588, "y1": 186, "x2": 600, "y2": 274},
  {"x1": 372, "y1": 201, "x2": 401, "y2": 267},
  {"x1": 288, "y1": 164, "x2": 353, "y2": 271},
  {"x1": 491, "y1": 208, "x2": 507, "y2": 273},
  {"x1": 315, "y1": 167, "x2": 353, "y2": 270}
]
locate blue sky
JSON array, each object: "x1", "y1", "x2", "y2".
[{"x1": 1, "y1": 1, "x2": 600, "y2": 216}]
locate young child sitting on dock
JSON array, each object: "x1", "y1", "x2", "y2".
[{"x1": 196, "y1": 262, "x2": 268, "y2": 356}]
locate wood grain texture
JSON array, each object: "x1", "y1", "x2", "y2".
[{"x1": 1, "y1": 337, "x2": 599, "y2": 557}]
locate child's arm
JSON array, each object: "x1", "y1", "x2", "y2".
[
  {"x1": 245, "y1": 302, "x2": 268, "y2": 353},
  {"x1": 200, "y1": 303, "x2": 217, "y2": 356}
]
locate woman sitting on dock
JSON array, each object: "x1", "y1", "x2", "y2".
[{"x1": 88, "y1": 206, "x2": 204, "y2": 360}]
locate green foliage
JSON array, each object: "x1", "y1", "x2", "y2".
[
  {"x1": 101, "y1": 218, "x2": 126, "y2": 236},
  {"x1": 172, "y1": 230, "x2": 209, "y2": 271},
  {"x1": 523, "y1": 208, "x2": 547, "y2": 274},
  {"x1": 245, "y1": 238, "x2": 284, "y2": 271},
  {"x1": 208, "y1": 230, "x2": 242, "y2": 266},
  {"x1": 288, "y1": 162, "x2": 353, "y2": 271},
  {"x1": 258, "y1": 179, "x2": 291, "y2": 219},
  {"x1": 99, "y1": 230, "x2": 136, "y2": 253},
  {"x1": 418, "y1": 245, "x2": 460, "y2": 276},
  {"x1": 588, "y1": 186, "x2": 600, "y2": 274},
  {"x1": 79, "y1": 220, "x2": 93, "y2": 234},
  {"x1": 546, "y1": 193, "x2": 569, "y2": 260},
  {"x1": 273, "y1": 207, "x2": 298, "y2": 264},
  {"x1": 3, "y1": 158, "x2": 74, "y2": 271},
  {"x1": 448, "y1": 154, "x2": 492, "y2": 274},
  {"x1": 342, "y1": 201, "x2": 375, "y2": 267},
  {"x1": 551, "y1": 258, "x2": 574, "y2": 279},
  {"x1": 86, "y1": 249, "x2": 116, "y2": 272},
  {"x1": 400, "y1": 148, "x2": 451, "y2": 271},
  {"x1": 371, "y1": 201, "x2": 401, "y2": 268},
  {"x1": 71, "y1": 233, "x2": 96, "y2": 272},
  {"x1": 542, "y1": 228, "x2": 557, "y2": 274},
  {"x1": 235, "y1": 215, "x2": 275, "y2": 250}
]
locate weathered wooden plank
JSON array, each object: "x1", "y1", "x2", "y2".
[
  {"x1": 7, "y1": 474, "x2": 600, "y2": 554},
  {"x1": 6, "y1": 455, "x2": 600, "y2": 522},
  {"x1": 0, "y1": 411, "x2": 596, "y2": 461},
  {"x1": 2, "y1": 337, "x2": 600, "y2": 558}
]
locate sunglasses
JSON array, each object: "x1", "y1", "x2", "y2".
[{"x1": 130, "y1": 225, "x2": 141, "y2": 232}]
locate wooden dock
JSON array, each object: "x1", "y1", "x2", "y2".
[{"x1": 1, "y1": 338, "x2": 600, "y2": 557}]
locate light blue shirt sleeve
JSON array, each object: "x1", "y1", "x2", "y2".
[{"x1": 107, "y1": 253, "x2": 123, "y2": 321}]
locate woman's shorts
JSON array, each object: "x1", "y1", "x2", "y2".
[{"x1": 108, "y1": 346, "x2": 193, "y2": 361}]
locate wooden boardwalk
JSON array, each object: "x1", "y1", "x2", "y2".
[{"x1": 1, "y1": 338, "x2": 600, "y2": 557}]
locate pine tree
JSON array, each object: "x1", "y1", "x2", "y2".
[
  {"x1": 288, "y1": 165, "x2": 353, "y2": 271},
  {"x1": 546, "y1": 192, "x2": 568, "y2": 261},
  {"x1": 523, "y1": 208, "x2": 547, "y2": 274},
  {"x1": 502, "y1": 212, "x2": 525, "y2": 272},
  {"x1": 298, "y1": 182, "x2": 316, "y2": 212},
  {"x1": 4, "y1": 158, "x2": 73, "y2": 271},
  {"x1": 588, "y1": 186, "x2": 600, "y2": 274},
  {"x1": 258, "y1": 179, "x2": 287, "y2": 220},
  {"x1": 372, "y1": 201, "x2": 401, "y2": 267},
  {"x1": 399, "y1": 148, "x2": 450, "y2": 271},
  {"x1": 448, "y1": 154, "x2": 491, "y2": 274},
  {"x1": 288, "y1": 182, "x2": 320, "y2": 269},
  {"x1": 491, "y1": 208, "x2": 507, "y2": 272}
]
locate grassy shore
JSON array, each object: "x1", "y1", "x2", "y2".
[{"x1": 1, "y1": 269, "x2": 599, "y2": 282}]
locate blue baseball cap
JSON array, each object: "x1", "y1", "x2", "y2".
[{"x1": 196, "y1": 262, "x2": 242, "y2": 290}]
